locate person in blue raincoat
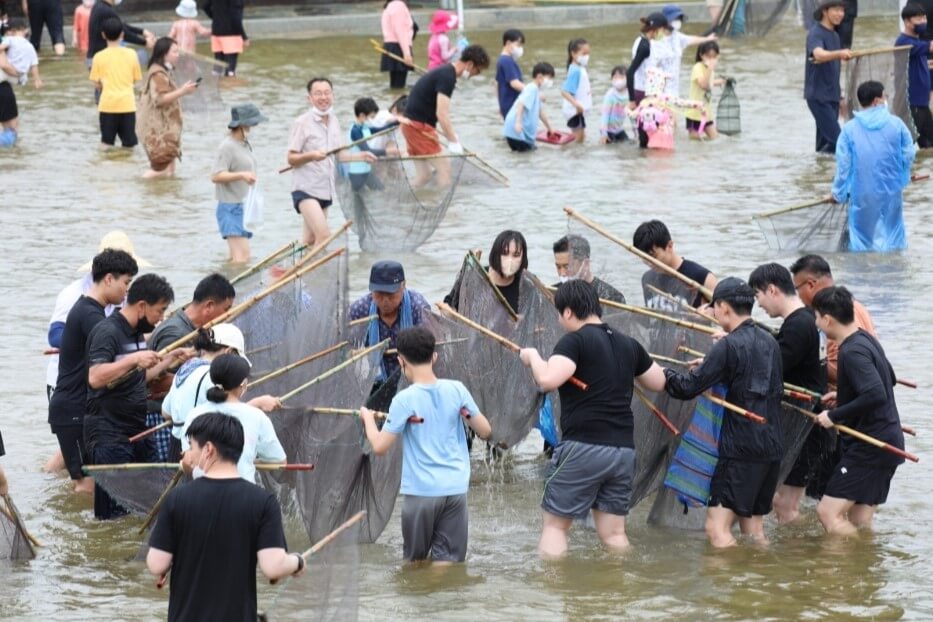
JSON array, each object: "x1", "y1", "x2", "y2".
[{"x1": 830, "y1": 80, "x2": 916, "y2": 252}]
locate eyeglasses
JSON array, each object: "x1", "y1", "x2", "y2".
[{"x1": 793, "y1": 279, "x2": 811, "y2": 291}]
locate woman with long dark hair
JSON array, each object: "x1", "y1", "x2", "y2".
[
  {"x1": 380, "y1": 0, "x2": 416, "y2": 89},
  {"x1": 136, "y1": 36, "x2": 198, "y2": 179}
]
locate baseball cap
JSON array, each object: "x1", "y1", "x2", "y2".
[
  {"x1": 210, "y1": 323, "x2": 250, "y2": 367},
  {"x1": 642, "y1": 12, "x2": 670, "y2": 29},
  {"x1": 662, "y1": 4, "x2": 685, "y2": 23},
  {"x1": 710, "y1": 277, "x2": 757, "y2": 305},
  {"x1": 369, "y1": 260, "x2": 405, "y2": 293}
]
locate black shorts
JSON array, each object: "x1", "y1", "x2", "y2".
[
  {"x1": 606, "y1": 130, "x2": 628, "y2": 143},
  {"x1": 505, "y1": 137, "x2": 534, "y2": 152},
  {"x1": 567, "y1": 114, "x2": 586, "y2": 129},
  {"x1": 783, "y1": 426, "x2": 838, "y2": 499},
  {"x1": 52, "y1": 423, "x2": 88, "y2": 480},
  {"x1": 709, "y1": 458, "x2": 781, "y2": 518},
  {"x1": 686, "y1": 118, "x2": 713, "y2": 131},
  {"x1": 99, "y1": 112, "x2": 138, "y2": 147},
  {"x1": 0, "y1": 82, "x2": 18, "y2": 123},
  {"x1": 291, "y1": 190, "x2": 332, "y2": 214},
  {"x1": 824, "y1": 460, "x2": 897, "y2": 506}
]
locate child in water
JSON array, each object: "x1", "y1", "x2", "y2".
[
  {"x1": 427, "y1": 10, "x2": 459, "y2": 70},
  {"x1": 347, "y1": 97, "x2": 399, "y2": 191},
  {"x1": 0, "y1": 20, "x2": 41, "y2": 88},
  {"x1": 168, "y1": 0, "x2": 212, "y2": 55},
  {"x1": 502, "y1": 62, "x2": 556, "y2": 152},
  {"x1": 685, "y1": 41, "x2": 724, "y2": 140},
  {"x1": 600, "y1": 65, "x2": 630, "y2": 144},
  {"x1": 72, "y1": 0, "x2": 95, "y2": 54},
  {"x1": 561, "y1": 38, "x2": 592, "y2": 142}
]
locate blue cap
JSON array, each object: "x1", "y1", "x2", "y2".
[
  {"x1": 369, "y1": 260, "x2": 405, "y2": 293},
  {"x1": 662, "y1": 4, "x2": 684, "y2": 23}
]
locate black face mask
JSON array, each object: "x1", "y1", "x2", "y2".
[{"x1": 137, "y1": 316, "x2": 157, "y2": 334}]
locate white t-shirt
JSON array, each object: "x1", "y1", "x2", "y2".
[
  {"x1": 2, "y1": 35, "x2": 38, "y2": 85},
  {"x1": 162, "y1": 359, "x2": 212, "y2": 439},
  {"x1": 658, "y1": 32, "x2": 690, "y2": 97},
  {"x1": 182, "y1": 400, "x2": 286, "y2": 483}
]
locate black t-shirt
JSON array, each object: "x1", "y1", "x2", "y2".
[
  {"x1": 87, "y1": 2, "x2": 145, "y2": 59},
  {"x1": 48, "y1": 296, "x2": 106, "y2": 427},
  {"x1": 85, "y1": 312, "x2": 150, "y2": 448},
  {"x1": 677, "y1": 259, "x2": 711, "y2": 308},
  {"x1": 552, "y1": 323, "x2": 652, "y2": 448},
  {"x1": 805, "y1": 23, "x2": 841, "y2": 102},
  {"x1": 777, "y1": 307, "x2": 825, "y2": 393},
  {"x1": 149, "y1": 478, "x2": 288, "y2": 622},
  {"x1": 830, "y1": 330, "x2": 905, "y2": 468},
  {"x1": 405, "y1": 64, "x2": 457, "y2": 126},
  {"x1": 498, "y1": 275, "x2": 521, "y2": 314}
]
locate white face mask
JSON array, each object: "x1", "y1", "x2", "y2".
[
  {"x1": 192, "y1": 450, "x2": 210, "y2": 479},
  {"x1": 612, "y1": 78, "x2": 626, "y2": 91},
  {"x1": 577, "y1": 54, "x2": 590, "y2": 67},
  {"x1": 312, "y1": 105, "x2": 333, "y2": 118},
  {"x1": 512, "y1": 46, "x2": 524, "y2": 59},
  {"x1": 461, "y1": 69, "x2": 472, "y2": 80},
  {"x1": 672, "y1": 19, "x2": 683, "y2": 31},
  {"x1": 500, "y1": 256, "x2": 521, "y2": 278},
  {"x1": 558, "y1": 275, "x2": 578, "y2": 284},
  {"x1": 542, "y1": 78, "x2": 554, "y2": 89},
  {"x1": 112, "y1": 0, "x2": 123, "y2": 6}
]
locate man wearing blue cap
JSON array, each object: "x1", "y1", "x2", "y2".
[{"x1": 349, "y1": 260, "x2": 431, "y2": 409}]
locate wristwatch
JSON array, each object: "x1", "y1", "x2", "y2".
[{"x1": 292, "y1": 552, "x2": 305, "y2": 575}]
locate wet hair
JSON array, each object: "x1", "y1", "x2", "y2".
[
  {"x1": 193, "y1": 273, "x2": 235, "y2": 304},
  {"x1": 205, "y1": 353, "x2": 251, "y2": 403},
  {"x1": 714, "y1": 291, "x2": 755, "y2": 316},
  {"x1": 555, "y1": 279, "x2": 602, "y2": 320},
  {"x1": 306, "y1": 77, "x2": 332, "y2": 93},
  {"x1": 193, "y1": 327, "x2": 231, "y2": 353},
  {"x1": 91, "y1": 248, "x2": 138, "y2": 283},
  {"x1": 126, "y1": 273, "x2": 174, "y2": 306},
  {"x1": 101, "y1": 16, "x2": 123, "y2": 41},
  {"x1": 552, "y1": 234, "x2": 591, "y2": 260},
  {"x1": 789, "y1": 254, "x2": 832, "y2": 279},
  {"x1": 396, "y1": 326, "x2": 435, "y2": 365},
  {"x1": 460, "y1": 44, "x2": 491, "y2": 70},
  {"x1": 748, "y1": 263, "x2": 796, "y2": 296},
  {"x1": 186, "y1": 412, "x2": 244, "y2": 464},
  {"x1": 149, "y1": 36, "x2": 176, "y2": 69},
  {"x1": 695, "y1": 40, "x2": 720, "y2": 62},
  {"x1": 632, "y1": 220, "x2": 672, "y2": 254},
  {"x1": 812, "y1": 286, "x2": 855, "y2": 325},
  {"x1": 502, "y1": 28, "x2": 525, "y2": 45},
  {"x1": 389, "y1": 94, "x2": 408, "y2": 114},
  {"x1": 532, "y1": 62, "x2": 555, "y2": 78},
  {"x1": 610, "y1": 64, "x2": 627, "y2": 79},
  {"x1": 354, "y1": 97, "x2": 379, "y2": 117},
  {"x1": 566, "y1": 38, "x2": 588, "y2": 69},
  {"x1": 488, "y1": 230, "x2": 529, "y2": 276},
  {"x1": 857, "y1": 80, "x2": 884, "y2": 107}
]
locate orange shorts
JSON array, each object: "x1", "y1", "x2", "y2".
[
  {"x1": 211, "y1": 35, "x2": 244, "y2": 54},
  {"x1": 401, "y1": 120, "x2": 442, "y2": 156}
]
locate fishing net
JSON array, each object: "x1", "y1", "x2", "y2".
[
  {"x1": 89, "y1": 466, "x2": 178, "y2": 517},
  {"x1": 0, "y1": 495, "x2": 35, "y2": 561},
  {"x1": 714, "y1": 0, "x2": 792, "y2": 37},
  {"x1": 174, "y1": 51, "x2": 226, "y2": 115},
  {"x1": 844, "y1": 48, "x2": 914, "y2": 139},
  {"x1": 717, "y1": 78, "x2": 741, "y2": 136},
  {"x1": 754, "y1": 200, "x2": 849, "y2": 252},
  {"x1": 259, "y1": 516, "x2": 361, "y2": 622}
]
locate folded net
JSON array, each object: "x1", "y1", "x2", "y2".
[
  {"x1": 174, "y1": 51, "x2": 226, "y2": 115},
  {"x1": 754, "y1": 200, "x2": 849, "y2": 252},
  {"x1": 90, "y1": 466, "x2": 178, "y2": 517},
  {"x1": 0, "y1": 495, "x2": 35, "y2": 561},
  {"x1": 715, "y1": 0, "x2": 792, "y2": 37}
]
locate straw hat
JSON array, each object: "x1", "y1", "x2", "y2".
[
  {"x1": 77, "y1": 231, "x2": 151, "y2": 273},
  {"x1": 176, "y1": 0, "x2": 198, "y2": 19}
]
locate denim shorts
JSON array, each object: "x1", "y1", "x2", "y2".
[{"x1": 216, "y1": 202, "x2": 253, "y2": 239}]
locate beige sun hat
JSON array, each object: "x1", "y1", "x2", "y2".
[{"x1": 77, "y1": 231, "x2": 152, "y2": 273}]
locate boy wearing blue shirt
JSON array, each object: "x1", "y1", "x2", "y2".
[
  {"x1": 896, "y1": 3, "x2": 933, "y2": 147},
  {"x1": 502, "y1": 62, "x2": 556, "y2": 152},
  {"x1": 360, "y1": 326, "x2": 492, "y2": 564},
  {"x1": 495, "y1": 28, "x2": 525, "y2": 119}
]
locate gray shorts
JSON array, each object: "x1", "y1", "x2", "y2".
[
  {"x1": 401, "y1": 493, "x2": 468, "y2": 562},
  {"x1": 542, "y1": 440, "x2": 636, "y2": 519}
]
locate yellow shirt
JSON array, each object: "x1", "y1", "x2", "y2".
[
  {"x1": 685, "y1": 62, "x2": 713, "y2": 123},
  {"x1": 89, "y1": 46, "x2": 142, "y2": 113}
]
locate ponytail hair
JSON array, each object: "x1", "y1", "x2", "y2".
[
  {"x1": 206, "y1": 353, "x2": 251, "y2": 403},
  {"x1": 193, "y1": 327, "x2": 228, "y2": 354},
  {"x1": 567, "y1": 37, "x2": 587, "y2": 69}
]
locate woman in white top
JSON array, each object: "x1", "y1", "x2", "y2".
[{"x1": 182, "y1": 353, "x2": 286, "y2": 482}]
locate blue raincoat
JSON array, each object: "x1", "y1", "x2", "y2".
[{"x1": 832, "y1": 105, "x2": 916, "y2": 252}]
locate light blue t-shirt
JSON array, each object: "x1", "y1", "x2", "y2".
[
  {"x1": 384, "y1": 379, "x2": 480, "y2": 497},
  {"x1": 162, "y1": 359, "x2": 212, "y2": 440},
  {"x1": 502, "y1": 82, "x2": 541, "y2": 145},
  {"x1": 181, "y1": 400, "x2": 287, "y2": 483}
]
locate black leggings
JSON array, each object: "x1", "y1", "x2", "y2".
[
  {"x1": 27, "y1": 0, "x2": 64, "y2": 50},
  {"x1": 389, "y1": 69, "x2": 408, "y2": 89},
  {"x1": 214, "y1": 52, "x2": 239, "y2": 76}
]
